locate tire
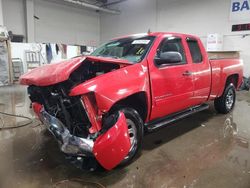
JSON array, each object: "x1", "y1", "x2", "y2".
[
  {"x1": 116, "y1": 107, "x2": 144, "y2": 167},
  {"x1": 214, "y1": 83, "x2": 236, "y2": 114}
]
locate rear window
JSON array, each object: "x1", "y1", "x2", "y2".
[{"x1": 187, "y1": 39, "x2": 202, "y2": 63}]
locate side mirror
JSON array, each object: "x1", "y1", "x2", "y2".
[{"x1": 155, "y1": 51, "x2": 183, "y2": 65}]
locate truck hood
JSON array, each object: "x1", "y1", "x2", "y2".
[{"x1": 19, "y1": 56, "x2": 132, "y2": 86}]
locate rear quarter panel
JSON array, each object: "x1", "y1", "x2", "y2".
[{"x1": 209, "y1": 59, "x2": 243, "y2": 99}]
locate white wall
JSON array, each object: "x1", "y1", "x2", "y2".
[
  {"x1": 100, "y1": 0, "x2": 157, "y2": 41},
  {"x1": 2, "y1": 0, "x2": 250, "y2": 75},
  {"x1": 100, "y1": 0, "x2": 250, "y2": 76},
  {"x1": 11, "y1": 43, "x2": 47, "y2": 73},
  {"x1": 34, "y1": 0, "x2": 100, "y2": 45},
  {"x1": 2, "y1": 0, "x2": 100, "y2": 45},
  {"x1": 0, "y1": 0, "x2": 3, "y2": 25},
  {"x1": 2, "y1": 0, "x2": 26, "y2": 37},
  {"x1": 100, "y1": 0, "x2": 250, "y2": 41}
]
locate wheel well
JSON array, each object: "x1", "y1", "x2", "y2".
[
  {"x1": 226, "y1": 74, "x2": 239, "y2": 87},
  {"x1": 110, "y1": 92, "x2": 148, "y2": 122}
]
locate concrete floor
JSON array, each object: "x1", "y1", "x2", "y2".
[{"x1": 0, "y1": 85, "x2": 250, "y2": 188}]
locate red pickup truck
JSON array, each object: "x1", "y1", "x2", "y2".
[{"x1": 20, "y1": 32, "x2": 243, "y2": 170}]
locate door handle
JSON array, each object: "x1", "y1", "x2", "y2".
[{"x1": 182, "y1": 71, "x2": 192, "y2": 76}]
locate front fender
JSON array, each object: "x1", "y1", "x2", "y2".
[{"x1": 69, "y1": 63, "x2": 150, "y2": 113}]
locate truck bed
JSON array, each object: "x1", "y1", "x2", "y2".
[{"x1": 209, "y1": 58, "x2": 243, "y2": 100}]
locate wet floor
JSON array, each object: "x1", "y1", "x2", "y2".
[{"x1": 0, "y1": 85, "x2": 250, "y2": 188}]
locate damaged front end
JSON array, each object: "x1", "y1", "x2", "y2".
[
  {"x1": 32, "y1": 96, "x2": 131, "y2": 170},
  {"x1": 23, "y1": 57, "x2": 133, "y2": 170},
  {"x1": 34, "y1": 102, "x2": 130, "y2": 170}
]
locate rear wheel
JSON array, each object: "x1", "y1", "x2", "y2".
[
  {"x1": 214, "y1": 83, "x2": 236, "y2": 114},
  {"x1": 117, "y1": 107, "x2": 144, "y2": 166}
]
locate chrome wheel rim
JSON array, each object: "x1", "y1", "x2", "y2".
[
  {"x1": 123, "y1": 119, "x2": 137, "y2": 160},
  {"x1": 226, "y1": 89, "x2": 234, "y2": 110},
  {"x1": 126, "y1": 119, "x2": 137, "y2": 152}
]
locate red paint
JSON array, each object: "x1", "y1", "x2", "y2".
[
  {"x1": 209, "y1": 59, "x2": 243, "y2": 99},
  {"x1": 81, "y1": 95, "x2": 102, "y2": 133},
  {"x1": 32, "y1": 102, "x2": 42, "y2": 119},
  {"x1": 93, "y1": 112, "x2": 131, "y2": 170},
  {"x1": 69, "y1": 33, "x2": 243, "y2": 121},
  {"x1": 69, "y1": 63, "x2": 150, "y2": 115},
  {"x1": 20, "y1": 57, "x2": 84, "y2": 86},
  {"x1": 20, "y1": 32, "x2": 243, "y2": 169},
  {"x1": 19, "y1": 56, "x2": 132, "y2": 87},
  {"x1": 147, "y1": 34, "x2": 195, "y2": 118}
]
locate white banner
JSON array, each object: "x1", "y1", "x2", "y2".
[
  {"x1": 230, "y1": 0, "x2": 250, "y2": 21},
  {"x1": 207, "y1": 34, "x2": 223, "y2": 52}
]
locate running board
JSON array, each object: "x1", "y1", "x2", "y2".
[{"x1": 146, "y1": 104, "x2": 209, "y2": 132}]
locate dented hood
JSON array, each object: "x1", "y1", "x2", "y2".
[{"x1": 19, "y1": 56, "x2": 132, "y2": 86}]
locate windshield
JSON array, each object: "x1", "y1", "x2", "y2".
[{"x1": 91, "y1": 36, "x2": 155, "y2": 63}]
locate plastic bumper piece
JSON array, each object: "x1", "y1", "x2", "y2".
[{"x1": 33, "y1": 103, "x2": 131, "y2": 170}]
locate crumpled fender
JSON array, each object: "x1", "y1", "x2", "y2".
[
  {"x1": 19, "y1": 56, "x2": 132, "y2": 87},
  {"x1": 69, "y1": 63, "x2": 150, "y2": 113},
  {"x1": 93, "y1": 112, "x2": 131, "y2": 170},
  {"x1": 32, "y1": 102, "x2": 43, "y2": 119}
]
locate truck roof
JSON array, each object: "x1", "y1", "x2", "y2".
[{"x1": 111, "y1": 32, "x2": 200, "y2": 41}]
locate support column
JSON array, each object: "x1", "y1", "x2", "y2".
[
  {"x1": 0, "y1": 0, "x2": 3, "y2": 26},
  {"x1": 25, "y1": 0, "x2": 35, "y2": 42}
]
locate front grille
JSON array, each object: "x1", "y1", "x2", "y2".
[{"x1": 28, "y1": 84, "x2": 91, "y2": 138}]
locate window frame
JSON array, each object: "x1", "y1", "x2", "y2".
[
  {"x1": 154, "y1": 37, "x2": 187, "y2": 68},
  {"x1": 186, "y1": 37, "x2": 203, "y2": 64}
]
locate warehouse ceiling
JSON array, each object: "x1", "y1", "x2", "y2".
[
  {"x1": 81, "y1": 0, "x2": 126, "y2": 7},
  {"x1": 78, "y1": 0, "x2": 108, "y2": 6},
  {"x1": 58, "y1": 0, "x2": 126, "y2": 14}
]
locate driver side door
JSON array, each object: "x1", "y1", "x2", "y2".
[{"x1": 149, "y1": 36, "x2": 195, "y2": 120}]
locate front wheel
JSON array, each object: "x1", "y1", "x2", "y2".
[
  {"x1": 117, "y1": 107, "x2": 144, "y2": 166},
  {"x1": 214, "y1": 83, "x2": 236, "y2": 114}
]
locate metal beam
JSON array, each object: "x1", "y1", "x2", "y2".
[
  {"x1": 63, "y1": 0, "x2": 120, "y2": 14},
  {"x1": 25, "y1": 0, "x2": 35, "y2": 42},
  {"x1": 102, "y1": 0, "x2": 127, "y2": 7},
  {"x1": 0, "y1": 0, "x2": 3, "y2": 25}
]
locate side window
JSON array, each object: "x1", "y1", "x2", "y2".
[
  {"x1": 187, "y1": 38, "x2": 203, "y2": 63},
  {"x1": 156, "y1": 37, "x2": 186, "y2": 65}
]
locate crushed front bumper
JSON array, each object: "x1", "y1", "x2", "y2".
[
  {"x1": 33, "y1": 103, "x2": 131, "y2": 170},
  {"x1": 40, "y1": 109, "x2": 94, "y2": 156}
]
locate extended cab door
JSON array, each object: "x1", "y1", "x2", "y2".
[
  {"x1": 186, "y1": 38, "x2": 211, "y2": 105},
  {"x1": 148, "y1": 36, "x2": 195, "y2": 120}
]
